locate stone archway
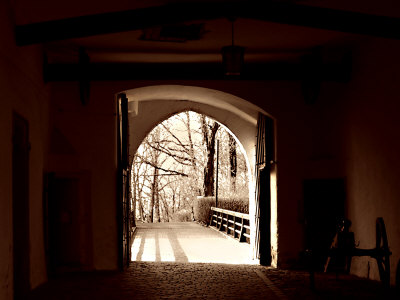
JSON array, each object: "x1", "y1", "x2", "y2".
[{"x1": 119, "y1": 85, "x2": 277, "y2": 266}]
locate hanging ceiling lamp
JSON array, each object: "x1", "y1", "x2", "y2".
[{"x1": 221, "y1": 18, "x2": 245, "y2": 76}]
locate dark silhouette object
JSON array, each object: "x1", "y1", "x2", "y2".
[
  {"x1": 374, "y1": 218, "x2": 391, "y2": 287},
  {"x1": 308, "y1": 217, "x2": 391, "y2": 290},
  {"x1": 324, "y1": 218, "x2": 355, "y2": 274},
  {"x1": 303, "y1": 178, "x2": 346, "y2": 270}
]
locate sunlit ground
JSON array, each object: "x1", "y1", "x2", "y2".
[{"x1": 131, "y1": 222, "x2": 254, "y2": 264}]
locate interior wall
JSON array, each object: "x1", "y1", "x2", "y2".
[
  {"x1": 0, "y1": 1, "x2": 50, "y2": 299},
  {"x1": 48, "y1": 83, "x2": 118, "y2": 270},
  {"x1": 305, "y1": 37, "x2": 400, "y2": 284},
  {"x1": 49, "y1": 79, "x2": 311, "y2": 270},
  {"x1": 48, "y1": 47, "x2": 400, "y2": 284},
  {"x1": 8, "y1": 34, "x2": 397, "y2": 291},
  {"x1": 339, "y1": 38, "x2": 400, "y2": 284}
]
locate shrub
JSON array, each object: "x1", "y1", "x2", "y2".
[
  {"x1": 194, "y1": 197, "x2": 215, "y2": 225},
  {"x1": 171, "y1": 209, "x2": 192, "y2": 222},
  {"x1": 218, "y1": 198, "x2": 249, "y2": 214},
  {"x1": 194, "y1": 196, "x2": 249, "y2": 224}
]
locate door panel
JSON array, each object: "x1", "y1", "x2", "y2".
[
  {"x1": 255, "y1": 113, "x2": 275, "y2": 266},
  {"x1": 117, "y1": 93, "x2": 131, "y2": 269}
]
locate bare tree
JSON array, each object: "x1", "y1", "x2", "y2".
[{"x1": 131, "y1": 111, "x2": 249, "y2": 223}]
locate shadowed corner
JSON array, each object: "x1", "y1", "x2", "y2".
[{"x1": 396, "y1": 259, "x2": 400, "y2": 291}]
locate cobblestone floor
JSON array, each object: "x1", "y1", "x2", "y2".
[
  {"x1": 27, "y1": 223, "x2": 399, "y2": 299},
  {"x1": 28, "y1": 262, "x2": 399, "y2": 300}
]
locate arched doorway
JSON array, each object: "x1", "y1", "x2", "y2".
[
  {"x1": 131, "y1": 111, "x2": 250, "y2": 224},
  {"x1": 116, "y1": 85, "x2": 277, "y2": 267}
]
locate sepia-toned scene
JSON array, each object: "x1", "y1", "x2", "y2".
[{"x1": 1, "y1": 0, "x2": 400, "y2": 299}]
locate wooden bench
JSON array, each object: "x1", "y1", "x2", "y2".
[{"x1": 209, "y1": 207, "x2": 250, "y2": 243}]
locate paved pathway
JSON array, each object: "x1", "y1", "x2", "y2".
[{"x1": 131, "y1": 222, "x2": 253, "y2": 264}]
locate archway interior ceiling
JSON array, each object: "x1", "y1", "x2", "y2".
[
  {"x1": 17, "y1": 0, "x2": 400, "y2": 80},
  {"x1": 126, "y1": 86, "x2": 261, "y2": 171},
  {"x1": 125, "y1": 85, "x2": 269, "y2": 126}
]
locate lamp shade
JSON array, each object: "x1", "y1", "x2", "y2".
[{"x1": 221, "y1": 45, "x2": 245, "y2": 76}]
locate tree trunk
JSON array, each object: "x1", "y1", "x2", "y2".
[
  {"x1": 172, "y1": 193, "x2": 175, "y2": 214},
  {"x1": 201, "y1": 116, "x2": 220, "y2": 197},
  {"x1": 229, "y1": 135, "x2": 237, "y2": 191},
  {"x1": 204, "y1": 151, "x2": 215, "y2": 196},
  {"x1": 161, "y1": 194, "x2": 169, "y2": 222},
  {"x1": 155, "y1": 182, "x2": 161, "y2": 223},
  {"x1": 131, "y1": 173, "x2": 136, "y2": 227},
  {"x1": 150, "y1": 165, "x2": 158, "y2": 223},
  {"x1": 139, "y1": 197, "x2": 144, "y2": 222}
]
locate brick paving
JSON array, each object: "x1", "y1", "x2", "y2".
[{"x1": 27, "y1": 222, "x2": 399, "y2": 299}]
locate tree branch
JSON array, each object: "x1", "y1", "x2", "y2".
[{"x1": 142, "y1": 159, "x2": 188, "y2": 177}]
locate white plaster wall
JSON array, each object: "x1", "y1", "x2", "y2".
[{"x1": 0, "y1": 1, "x2": 50, "y2": 298}]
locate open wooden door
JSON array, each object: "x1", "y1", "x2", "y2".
[
  {"x1": 117, "y1": 93, "x2": 131, "y2": 269},
  {"x1": 255, "y1": 113, "x2": 275, "y2": 266}
]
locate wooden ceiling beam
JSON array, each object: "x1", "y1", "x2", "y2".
[
  {"x1": 15, "y1": 2, "x2": 400, "y2": 46},
  {"x1": 44, "y1": 62, "x2": 350, "y2": 82}
]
